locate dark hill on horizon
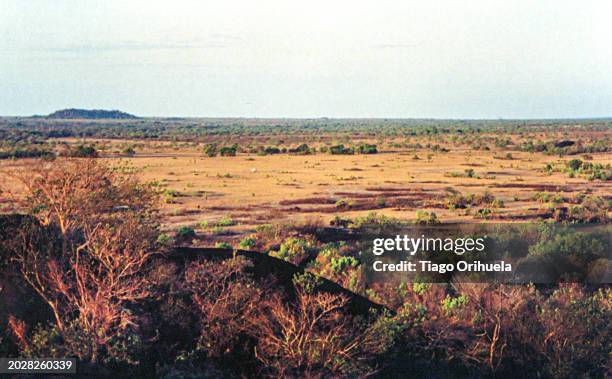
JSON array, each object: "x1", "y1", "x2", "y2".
[{"x1": 47, "y1": 108, "x2": 138, "y2": 119}]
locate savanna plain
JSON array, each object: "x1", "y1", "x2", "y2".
[{"x1": 0, "y1": 116, "x2": 610, "y2": 378}]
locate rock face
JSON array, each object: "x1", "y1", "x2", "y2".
[{"x1": 47, "y1": 108, "x2": 138, "y2": 119}]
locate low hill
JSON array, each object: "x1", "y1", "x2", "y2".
[{"x1": 46, "y1": 108, "x2": 138, "y2": 119}]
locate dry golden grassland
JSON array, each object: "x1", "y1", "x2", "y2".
[{"x1": 2, "y1": 133, "x2": 609, "y2": 245}]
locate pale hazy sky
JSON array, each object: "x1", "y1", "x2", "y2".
[{"x1": 1, "y1": 0, "x2": 611, "y2": 118}]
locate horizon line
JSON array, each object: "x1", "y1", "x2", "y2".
[{"x1": 2, "y1": 113, "x2": 612, "y2": 122}]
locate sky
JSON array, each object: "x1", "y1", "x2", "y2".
[{"x1": 1, "y1": 0, "x2": 611, "y2": 118}]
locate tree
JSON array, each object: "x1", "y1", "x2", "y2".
[
  {"x1": 247, "y1": 285, "x2": 361, "y2": 376},
  {"x1": 8, "y1": 158, "x2": 159, "y2": 362},
  {"x1": 219, "y1": 144, "x2": 237, "y2": 156},
  {"x1": 203, "y1": 143, "x2": 218, "y2": 157}
]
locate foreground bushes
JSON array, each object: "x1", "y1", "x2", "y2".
[{"x1": 365, "y1": 282, "x2": 611, "y2": 378}]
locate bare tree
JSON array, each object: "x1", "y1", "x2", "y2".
[
  {"x1": 247, "y1": 286, "x2": 362, "y2": 376},
  {"x1": 7, "y1": 158, "x2": 159, "y2": 361}
]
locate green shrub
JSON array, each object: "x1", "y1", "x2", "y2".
[
  {"x1": 445, "y1": 192, "x2": 500, "y2": 210},
  {"x1": 211, "y1": 226, "x2": 225, "y2": 235},
  {"x1": 216, "y1": 215, "x2": 236, "y2": 227},
  {"x1": 270, "y1": 237, "x2": 314, "y2": 264},
  {"x1": 567, "y1": 158, "x2": 583, "y2": 171},
  {"x1": 288, "y1": 143, "x2": 312, "y2": 155},
  {"x1": 238, "y1": 236, "x2": 257, "y2": 249},
  {"x1": 203, "y1": 143, "x2": 218, "y2": 157},
  {"x1": 156, "y1": 233, "x2": 173, "y2": 246},
  {"x1": 352, "y1": 212, "x2": 404, "y2": 229},
  {"x1": 292, "y1": 272, "x2": 323, "y2": 294},
  {"x1": 330, "y1": 256, "x2": 359, "y2": 273},
  {"x1": 441, "y1": 294, "x2": 469, "y2": 316},
  {"x1": 264, "y1": 146, "x2": 281, "y2": 154},
  {"x1": 474, "y1": 208, "x2": 493, "y2": 219},
  {"x1": 412, "y1": 282, "x2": 431, "y2": 296},
  {"x1": 176, "y1": 226, "x2": 196, "y2": 239},
  {"x1": 357, "y1": 144, "x2": 377, "y2": 154},
  {"x1": 329, "y1": 144, "x2": 355, "y2": 155},
  {"x1": 413, "y1": 210, "x2": 439, "y2": 225},
  {"x1": 219, "y1": 145, "x2": 237, "y2": 157},
  {"x1": 61, "y1": 144, "x2": 98, "y2": 158},
  {"x1": 215, "y1": 242, "x2": 233, "y2": 249}
]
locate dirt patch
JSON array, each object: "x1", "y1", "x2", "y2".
[
  {"x1": 279, "y1": 197, "x2": 336, "y2": 205},
  {"x1": 489, "y1": 183, "x2": 574, "y2": 192},
  {"x1": 365, "y1": 186, "x2": 415, "y2": 192}
]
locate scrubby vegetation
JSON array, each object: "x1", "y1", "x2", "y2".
[
  {"x1": 445, "y1": 191, "x2": 504, "y2": 210},
  {"x1": 518, "y1": 138, "x2": 610, "y2": 156}
]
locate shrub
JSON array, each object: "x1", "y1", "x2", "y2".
[
  {"x1": 413, "y1": 210, "x2": 439, "y2": 225},
  {"x1": 214, "y1": 242, "x2": 233, "y2": 249},
  {"x1": 162, "y1": 189, "x2": 180, "y2": 203},
  {"x1": 566, "y1": 158, "x2": 583, "y2": 171},
  {"x1": 247, "y1": 288, "x2": 372, "y2": 376},
  {"x1": 156, "y1": 233, "x2": 174, "y2": 246},
  {"x1": 216, "y1": 215, "x2": 236, "y2": 227},
  {"x1": 184, "y1": 257, "x2": 262, "y2": 360},
  {"x1": 445, "y1": 169, "x2": 480, "y2": 179},
  {"x1": 441, "y1": 294, "x2": 469, "y2": 316},
  {"x1": 288, "y1": 143, "x2": 312, "y2": 155},
  {"x1": 203, "y1": 143, "x2": 218, "y2": 157},
  {"x1": 474, "y1": 208, "x2": 494, "y2": 219},
  {"x1": 532, "y1": 192, "x2": 563, "y2": 204},
  {"x1": 446, "y1": 192, "x2": 500, "y2": 210},
  {"x1": 335, "y1": 199, "x2": 352, "y2": 209},
  {"x1": 357, "y1": 144, "x2": 377, "y2": 154},
  {"x1": 330, "y1": 256, "x2": 359, "y2": 274},
  {"x1": 264, "y1": 146, "x2": 281, "y2": 155},
  {"x1": 292, "y1": 272, "x2": 323, "y2": 294},
  {"x1": 330, "y1": 215, "x2": 353, "y2": 228},
  {"x1": 121, "y1": 146, "x2": 136, "y2": 156},
  {"x1": 60, "y1": 144, "x2": 98, "y2": 158},
  {"x1": 211, "y1": 226, "x2": 225, "y2": 235},
  {"x1": 176, "y1": 226, "x2": 196, "y2": 239},
  {"x1": 219, "y1": 145, "x2": 237, "y2": 157},
  {"x1": 238, "y1": 236, "x2": 257, "y2": 249},
  {"x1": 270, "y1": 237, "x2": 314, "y2": 265},
  {"x1": 352, "y1": 212, "x2": 404, "y2": 229},
  {"x1": 329, "y1": 144, "x2": 355, "y2": 155},
  {"x1": 529, "y1": 229, "x2": 608, "y2": 262},
  {"x1": 566, "y1": 196, "x2": 608, "y2": 223},
  {"x1": 412, "y1": 282, "x2": 431, "y2": 296}
]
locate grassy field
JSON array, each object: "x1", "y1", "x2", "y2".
[{"x1": 2, "y1": 125, "x2": 610, "y2": 245}]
